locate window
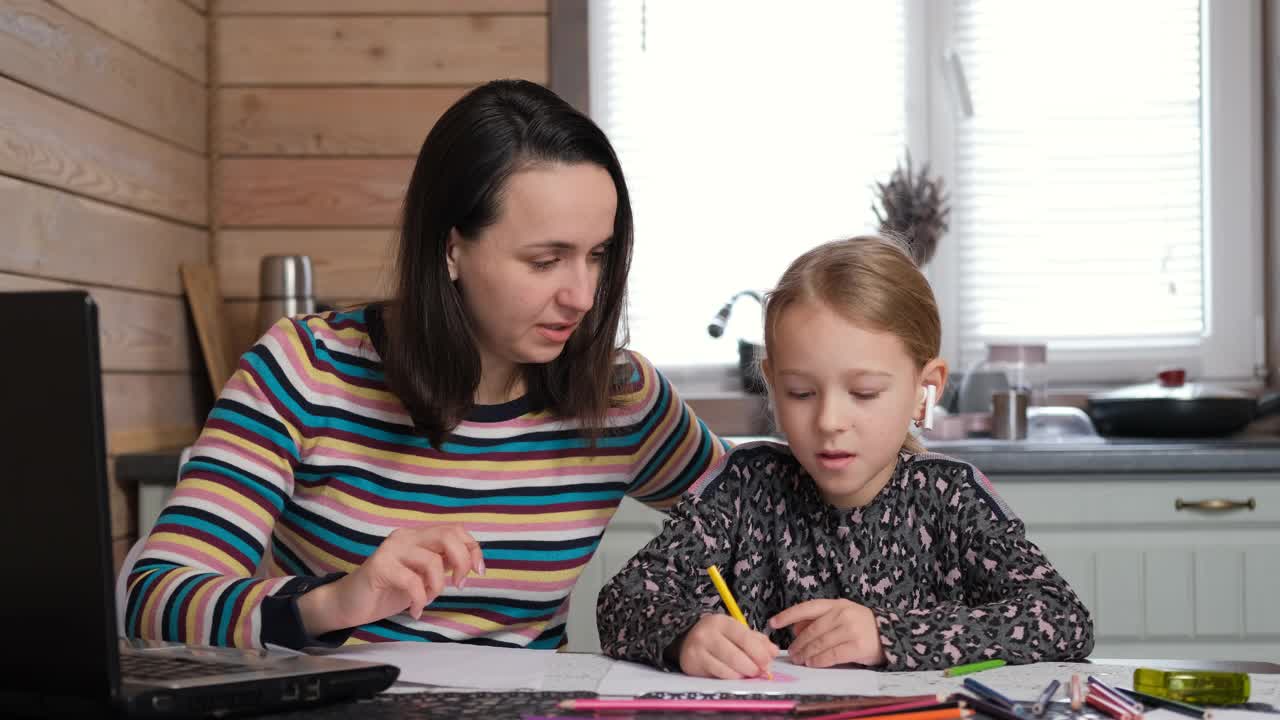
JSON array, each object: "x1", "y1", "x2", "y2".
[
  {"x1": 589, "y1": 0, "x2": 1263, "y2": 384},
  {"x1": 589, "y1": 1, "x2": 909, "y2": 366}
]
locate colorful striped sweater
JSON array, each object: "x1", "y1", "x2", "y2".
[{"x1": 125, "y1": 305, "x2": 728, "y2": 650}]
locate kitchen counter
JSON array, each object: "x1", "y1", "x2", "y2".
[
  {"x1": 117, "y1": 437, "x2": 1280, "y2": 490},
  {"x1": 724, "y1": 436, "x2": 1280, "y2": 475}
]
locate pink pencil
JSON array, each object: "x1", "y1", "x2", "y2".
[{"x1": 557, "y1": 698, "x2": 797, "y2": 712}]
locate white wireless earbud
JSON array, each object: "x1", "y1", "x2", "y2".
[{"x1": 922, "y1": 384, "x2": 937, "y2": 430}]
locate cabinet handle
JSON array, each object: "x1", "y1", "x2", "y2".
[{"x1": 1174, "y1": 497, "x2": 1256, "y2": 512}]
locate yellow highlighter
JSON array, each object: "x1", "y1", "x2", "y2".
[{"x1": 706, "y1": 565, "x2": 772, "y2": 679}]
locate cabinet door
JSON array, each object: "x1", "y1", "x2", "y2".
[
  {"x1": 998, "y1": 477, "x2": 1280, "y2": 661},
  {"x1": 565, "y1": 497, "x2": 666, "y2": 652}
]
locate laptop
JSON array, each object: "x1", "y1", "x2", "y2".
[{"x1": 0, "y1": 291, "x2": 399, "y2": 717}]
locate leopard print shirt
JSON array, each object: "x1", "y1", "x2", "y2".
[{"x1": 596, "y1": 441, "x2": 1094, "y2": 672}]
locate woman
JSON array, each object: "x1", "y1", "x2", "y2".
[{"x1": 125, "y1": 80, "x2": 728, "y2": 650}]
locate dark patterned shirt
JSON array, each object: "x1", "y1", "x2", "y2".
[{"x1": 597, "y1": 441, "x2": 1094, "y2": 671}]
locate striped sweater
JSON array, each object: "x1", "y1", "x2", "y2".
[{"x1": 125, "y1": 305, "x2": 728, "y2": 649}]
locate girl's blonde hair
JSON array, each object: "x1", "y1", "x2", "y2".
[{"x1": 762, "y1": 234, "x2": 941, "y2": 453}]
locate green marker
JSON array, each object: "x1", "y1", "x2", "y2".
[{"x1": 944, "y1": 659, "x2": 1007, "y2": 677}]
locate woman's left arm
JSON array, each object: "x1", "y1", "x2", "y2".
[
  {"x1": 615, "y1": 351, "x2": 731, "y2": 510},
  {"x1": 873, "y1": 476, "x2": 1095, "y2": 670}
]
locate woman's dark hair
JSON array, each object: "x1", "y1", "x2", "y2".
[{"x1": 385, "y1": 79, "x2": 633, "y2": 448}]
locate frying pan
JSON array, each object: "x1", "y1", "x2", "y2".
[{"x1": 1087, "y1": 369, "x2": 1280, "y2": 438}]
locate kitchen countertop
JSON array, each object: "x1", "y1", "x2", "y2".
[
  {"x1": 725, "y1": 436, "x2": 1280, "y2": 475},
  {"x1": 117, "y1": 437, "x2": 1280, "y2": 488}
]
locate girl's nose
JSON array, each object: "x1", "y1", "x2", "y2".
[{"x1": 816, "y1": 394, "x2": 848, "y2": 433}]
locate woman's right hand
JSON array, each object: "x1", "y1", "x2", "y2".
[
  {"x1": 298, "y1": 524, "x2": 484, "y2": 637},
  {"x1": 676, "y1": 614, "x2": 778, "y2": 679}
]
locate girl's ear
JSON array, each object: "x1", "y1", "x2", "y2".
[
  {"x1": 921, "y1": 357, "x2": 949, "y2": 401},
  {"x1": 759, "y1": 357, "x2": 772, "y2": 387}
]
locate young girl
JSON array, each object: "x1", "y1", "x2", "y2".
[{"x1": 597, "y1": 235, "x2": 1094, "y2": 676}]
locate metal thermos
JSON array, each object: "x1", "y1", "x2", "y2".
[
  {"x1": 257, "y1": 255, "x2": 315, "y2": 334},
  {"x1": 991, "y1": 389, "x2": 1029, "y2": 440}
]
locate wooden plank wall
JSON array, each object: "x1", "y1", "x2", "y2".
[
  {"x1": 212, "y1": 0, "x2": 549, "y2": 353},
  {"x1": 0, "y1": 0, "x2": 211, "y2": 570}
]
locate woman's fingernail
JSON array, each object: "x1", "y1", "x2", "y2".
[
  {"x1": 478, "y1": 559, "x2": 486, "y2": 575},
  {"x1": 459, "y1": 576, "x2": 466, "y2": 589}
]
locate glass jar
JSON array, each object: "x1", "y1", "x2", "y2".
[{"x1": 956, "y1": 343, "x2": 1049, "y2": 413}]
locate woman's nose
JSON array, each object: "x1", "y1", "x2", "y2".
[{"x1": 557, "y1": 263, "x2": 596, "y2": 313}]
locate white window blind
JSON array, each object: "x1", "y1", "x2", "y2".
[
  {"x1": 589, "y1": 1, "x2": 908, "y2": 367},
  {"x1": 949, "y1": 0, "x2": 1208, "y2": 370}
]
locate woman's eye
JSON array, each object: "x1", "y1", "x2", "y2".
[
  {"x1": 786, "y1": 391, "x2": 813, "y2": 400},
  {"x1": 531, "y1": 258, "x2": 558, "y2": 271},
  {"x1": 589, "y1": 250, "x2": 607, "y2": 264},
  {"x1": 852, "y1": 392, "x2": 881, "y2": 400}
]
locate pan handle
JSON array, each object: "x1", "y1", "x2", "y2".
[
  {"x1": 1174, "y1": 497, "x2": 1256, "y2": 512},
  {"x1": 1256, "y1": 391, "x2": 1280, "y2": 418}
]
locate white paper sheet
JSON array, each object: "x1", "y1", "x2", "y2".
[
  {"x1": 314, "y1": 642, "x2": 554, "y2": 689},
  {"x1": 594, "y1": 654, "x2": 881, "y2": 696}
]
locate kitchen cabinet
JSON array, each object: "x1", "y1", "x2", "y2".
[
  {"x1": 996, "y1": 475, "x2": 1280, "y2": 661},
  {"x1": 566, "y1": 472, "x2": 1280, "y2": 662}
]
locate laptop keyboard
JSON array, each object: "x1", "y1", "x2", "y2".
[{"x1": 121, "y1": 653, "x2": 250, "y2": 681}]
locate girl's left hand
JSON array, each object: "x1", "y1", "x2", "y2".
[{"x1": 768, "y1": 599, "x2": 886, "y2": 668}]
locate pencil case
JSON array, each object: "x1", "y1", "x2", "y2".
[{"x1": 1132, "y1": 668, "x2": 1250, "y2": 705}]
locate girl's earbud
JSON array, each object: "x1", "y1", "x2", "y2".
[{"x1": 922, "y1": 384, "x2": 937, "y2": 430}]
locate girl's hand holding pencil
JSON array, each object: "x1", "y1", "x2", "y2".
[
  {"x1": 676, "y1": 566, "x2": 779, "y2": 679},
  {"x1": 675, "y1": 613, "x2": 779, "y2": 679}
]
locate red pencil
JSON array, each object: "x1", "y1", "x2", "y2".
[
  {"x1": 1087, "y1": 687, "x2": 1142, "y2": 720},
  {"x1": 808, "y1": 704, "x2": 971, "y2": 720}
]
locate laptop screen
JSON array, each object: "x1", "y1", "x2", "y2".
[{"x1": 0, "y1": 291, "x2": 121, "y2": 706}]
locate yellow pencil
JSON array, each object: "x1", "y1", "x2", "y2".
[{"x1": 706, "y1": 565, "x2": 772, "y2": 679}]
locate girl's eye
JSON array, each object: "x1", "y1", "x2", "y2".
[
  {"x1": 589, "y1": 250, "x2": 607, "y2": 264},
  {"x1": 531, "y1": 258, "x2": 558, "y2": 271},
  {"x1": 786, "y1": 391, "x2": 813, "y2": 400},
  {"x1": 852, "y1": 392, "x2": 881, "y2": 400}
]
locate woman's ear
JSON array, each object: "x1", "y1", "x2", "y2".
[{"x1": 446, "y1": 228, "x2": 463, "y2": 282}]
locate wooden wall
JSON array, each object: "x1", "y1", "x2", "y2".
[
  {"x1": 212, "y1": 0, "x2": 549, "y2": 353},
  {"x1": 0, "y1": 0, "x2": 211, "y2": 569}
]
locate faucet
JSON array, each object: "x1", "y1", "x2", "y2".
[
  {"x1": 707, "y1": 290, "x2": 764, "y2": 338},
  {"x1": 707, "y1": 290, "x2": 767, "y2": 395}
]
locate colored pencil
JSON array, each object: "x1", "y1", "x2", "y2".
[
  {"x1": 944, "y1": 659, "x2": 1007, "y2": 677},
  {"x1": 1032, "y1": 679, "x2": 1061, "y2": 717},
  {"x1": 796, "y1": 694, "x2": 949, "y2": 715},
  {"x1": 556, "y1": 698, "x2": 797, "y2": 712},
  {"x1": 805, "y1": 698, "x2": 956, "y2": 720},
  {"x1": 962, "y1": 677, "x2": 1018, "y2": 708},
  {"x1": 1087, "y1": 687, "x2": 1142, "y2": 720},
  {"x1": 958, "y1": 695, "x2": 1025, "y2": 720},
  {"x1": 1116, "y1": 687, "x2": 1212, "y2": 720},
  {"x1": 808, "y1": 705, "x2": 972, "y2": 720},
  {"x1": 1089, "y1": 675, "x2": 1145, "y2": 713},
  {"x1": 705, "y1": 564, "x2": 772, "y2": 680},
  {"x1": 1070, "y1": 673, "x2": 1084, "y2": 711}
]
